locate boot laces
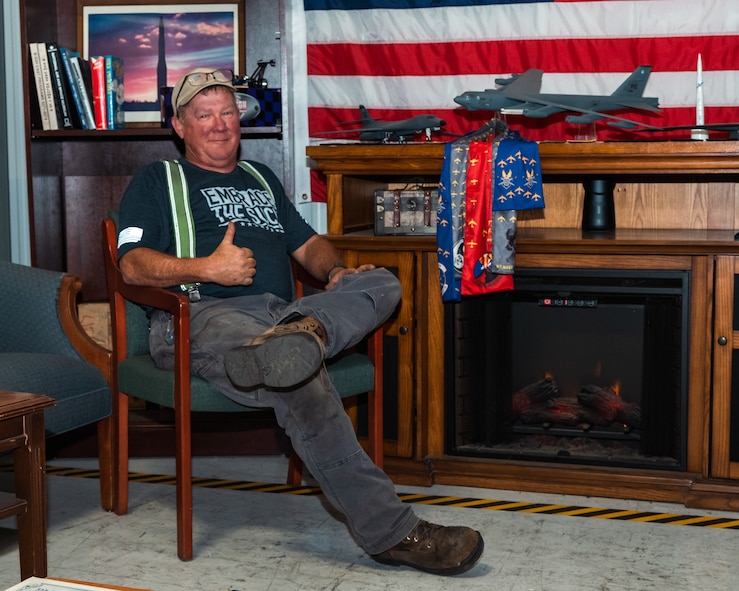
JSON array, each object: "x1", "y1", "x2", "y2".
[
  {"x1": 275, "y1": 318, "x2": 325, "y2": 340},
  {"x1": 404, "y1": 520, "x2": 438, "y2": 548}
]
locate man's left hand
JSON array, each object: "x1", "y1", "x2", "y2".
[{"x1": 326, "y1": 263, "x2": 376, "y2": 290}]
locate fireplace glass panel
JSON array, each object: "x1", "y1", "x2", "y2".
[
  {"x1": 730, "y1": 276, "x2": 739, "y2": 463},
  {"x1": 446, "y1": 269, "x2": 688, "y2": 470},
  {"x1": 730, "y1": 349, "x2": 739, "y2": 463}
]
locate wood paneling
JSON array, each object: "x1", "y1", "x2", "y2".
[{"x1": 520, "y1": 181, "x2": 739, "y2": 230}]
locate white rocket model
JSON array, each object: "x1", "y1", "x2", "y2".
[{"x1": 691, "y1": 54, "x2": 709, "y2": 141}]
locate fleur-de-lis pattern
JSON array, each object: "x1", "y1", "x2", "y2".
[{"x1": 493, "y1": 131, "x2": 545, "y2": 210}]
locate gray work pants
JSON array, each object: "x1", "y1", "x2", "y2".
[{"x1": 148, "y1": 268, "x2": 417, "y2": 555}]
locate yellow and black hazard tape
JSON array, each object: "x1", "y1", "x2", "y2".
[
  {"x1": 394, "y1": 492, "x2": 739, "y2": 529},
  {"x1": 29, "y1": 464, "x2": 739, "y2": 530}
]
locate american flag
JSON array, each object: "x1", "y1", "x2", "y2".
[{"x1": 294, "y1": 0, "x2": 738, "y2": 210}]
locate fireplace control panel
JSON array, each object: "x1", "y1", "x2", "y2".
[{"x1": 539, "y1": 297, "x2": 598, "y2": 308}]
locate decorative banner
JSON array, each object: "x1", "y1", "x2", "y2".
[{"x1": 461, "y1": 140, "x2": 514, "y2": 296}]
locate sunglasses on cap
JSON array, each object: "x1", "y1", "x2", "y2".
[{"x1": 173, "y1": 68, "x2": 234, "y2": 113}]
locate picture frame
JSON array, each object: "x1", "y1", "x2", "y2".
[{"x1": 77, "y1": 0, "x2": 245, "y2": 123}]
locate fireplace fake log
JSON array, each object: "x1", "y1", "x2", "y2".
[
  {"x1": 521, "y1": 398, "x2": 613, "y2": 427},
  {"x1": 511, "y1": 378, "x2": 560, "y2": 417},
  {"x1": 577, "y1": 384, "x2": 641, "y2": 428},
  {"x1": 511, "y1": 379, "x2": 641, "y2": 429}
]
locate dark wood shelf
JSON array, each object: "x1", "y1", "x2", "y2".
[{"x1": 30, "y1": 125, "x2": 282, "y2": 140}]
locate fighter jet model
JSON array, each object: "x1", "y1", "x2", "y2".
[
  {"x1": 454, "y1": 66, "x2": 661, "y2": 129},
  {"x1": 316, "y1": 105, "x2": 448, "y2": 142}
]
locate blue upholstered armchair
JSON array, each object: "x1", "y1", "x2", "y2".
[{"x1": 0, "y1": 261, "x2": 113, "y2": 510}]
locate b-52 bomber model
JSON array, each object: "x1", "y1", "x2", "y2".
[
  {"x1": 454, "y1": 66, "x2": 661, "y2": 129},
  {"x1": 317, "y1": 105, "x2": 448, "y2": 143}
]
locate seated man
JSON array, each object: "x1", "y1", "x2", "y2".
[{"x1": 116, "y1": 67, "x2": 484, "y2": 576}]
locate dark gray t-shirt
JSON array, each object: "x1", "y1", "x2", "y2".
[{"x1": 117, "y1": 158, "x2": 316, "y2": 300}]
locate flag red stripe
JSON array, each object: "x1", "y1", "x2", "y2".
[{"x1": 308, "y1": 35, "x2": 739, "y2": 77}]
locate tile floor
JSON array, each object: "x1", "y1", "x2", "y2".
[{"x1": 0, "y1": 455, "x2": 738, "y2": 591}]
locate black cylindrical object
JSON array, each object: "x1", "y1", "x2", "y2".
[{"x1": 582, "y1": 178, "x2": 616, "y2": 233}]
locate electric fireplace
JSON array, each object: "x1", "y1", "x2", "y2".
[{"x1": 445, "y1": 268, "x2": 689, "y2": 470}]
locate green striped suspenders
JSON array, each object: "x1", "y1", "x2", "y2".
[
  {"x1": 236, "y1": 161, "x2": 274, "y2": 200},
  {"x1": 161, "y1": 160, "x2": 274, "y2": 302},
  {"x1": 162, "y1": 160, "x2": 198, "y2": 299}
]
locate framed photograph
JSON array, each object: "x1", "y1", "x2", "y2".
[{"x1": 77, "y1": 0, "x2": 245, "y2": 123}]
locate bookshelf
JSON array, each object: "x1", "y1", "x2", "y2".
[{"x1": 29, "y1": 127, "x2": 282, "y2": 140}]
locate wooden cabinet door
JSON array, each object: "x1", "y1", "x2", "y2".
[
  {"x1": 342, "y1": 249, "x2": 415, "y2": 458},
  {"x1": 712, "y1": 255, "x2": 739, "y2": 479}
]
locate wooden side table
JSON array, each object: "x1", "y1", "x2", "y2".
[{"x1": 0, "y1": 391, "x2": 55, "y2": 580}]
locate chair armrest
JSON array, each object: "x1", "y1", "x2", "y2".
[
  {"x1": 290, "y1": 258, "x2": 324, "y2": 299},
  {"x1": 57, "y1": 273, "x2": 114, "y2": 384},
  {"x1": 113, "y1": 277, "x2": 190, "y2": 318},
  {"x1": 107, "y1": 262, "x2": 191, "y2": 371}
]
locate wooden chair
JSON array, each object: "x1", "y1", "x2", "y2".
[{"x1": 101, "y1": 217, "x2": 384, "y2": 560}]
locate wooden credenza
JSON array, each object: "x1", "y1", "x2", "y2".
[{"x1": 308, "y1": 141, "x2": 739, "y2": 511}]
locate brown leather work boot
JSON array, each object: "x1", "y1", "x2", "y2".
[
  {"x1": 372, "y1": 520, "x2": 484, "y2": 576},
  {"x1": 224, "y1": 316, "x2": 326, "y2": 389}
]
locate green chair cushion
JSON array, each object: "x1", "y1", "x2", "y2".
[
  {"x1": 325, "y1": 353, "x2": 376, "y2": 397},
  {"x1": 118, "y1": 352, "x2": 375, "y2": 411},
  {"x1": 119, "y1": 356, "x2": 252, "y2": 412}
]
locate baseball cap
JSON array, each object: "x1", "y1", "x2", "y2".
[{"x1": 171, "y1": 68, "x2": 234, "y2": 117}]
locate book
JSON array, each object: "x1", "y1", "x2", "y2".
[
  {"x1": 76, "y1": 57, "x2": 96, "y2": 122},
  {"x1": 69, "y1": 55, "x2": 96, "y2": 130},
  {"x1": 28, "y1": 42, "x2": 51, "y2": 130},
  {"x1": 59, "y1": 47, "x2": 89, "y2": 129},
  {"x1": 104, "y1": 55, "x2": 125, "y2": 129},
  {"x1": 90, "y1": 55, "x2": 107, "y2": 130},
  {"x1": 46, "y1": 41, "x2": 74, "y2": 129},
  {"x1": 35, "y1": 42, "x2": 59, "y2": 129},
  {"x1": 46, "y1": 42, "x2": 75, "y2": 129}
]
